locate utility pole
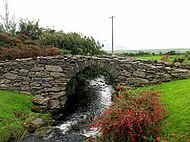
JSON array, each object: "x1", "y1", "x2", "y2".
[{"x1": 109, "y1": 16, "x2": 115, "y2": 55}]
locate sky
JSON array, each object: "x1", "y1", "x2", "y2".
[{"x1": 1, "y1": 0, "x2": 190, "y2": 50}]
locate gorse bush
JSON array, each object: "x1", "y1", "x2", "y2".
[{"x1": 92, "y1": 83, "x2": 168, "y2": 142}]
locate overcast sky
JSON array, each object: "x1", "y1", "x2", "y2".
[{"x1": 1, "y1": 0, "x2": 190, "y2": 50}]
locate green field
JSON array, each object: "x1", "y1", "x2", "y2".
[
  {"x1": 0, "y1": 90, "x2": 51, "y2": 142},
  {"x1": 133, "y1": 55, "x2": 176, "y2": 62},
  {"x1": 106, "y1": 48, "x2": 190, "y2": 63},
  {"x1": 106, "y1": 48, "x2": 190, "y2": 54},
  {"x1": 143, "y1": 79, "x2": 190, "y2": 141},
  {"x1": 134, "y1": 55, "x2": 190, "y2": 64}
]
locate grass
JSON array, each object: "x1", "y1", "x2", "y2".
[
  {"x1": 133, "y1": 55, "x2": 176, "y2": 62},
  {"x1": 133, "y1": 55, "x2": 190, "y2": 64},
  {"x1": 142, "y1": 79, "x2": 190, "y2": 141},
  {"x1": 0, "y1": 90, "x2": 51, "y2": 142}
]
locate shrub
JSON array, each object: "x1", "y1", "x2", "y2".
[
  {"x1": 160, "y1": 54, "x2": 169, "y2": 62},
  {"x1": 0, "y1": 45, "x2": 61, "y2": 60},
  {"x1": 17, "y1": 34, "x2": 30, "y2": 41},
  {"x1": 173, "y1": 57, "x2": 185, "y2": 63},
  {"x1": 17, "y1": 19, "x2": 43, "y2": 40},
  {"x1": 0, "y1": 33, "x2": 22, "y2": 47},
  {"x1": 42, "y1": 46, "x2": 61, "y2": 56},
  {"x1": 38, "y1": 31, "x2": 105, "y2": 55},
  {"x1": 0, "y1": 47, "x2": 19, "y2": 60},
  {"x1": 91, "y1": 83, "x2": 168, "y2": 142}
]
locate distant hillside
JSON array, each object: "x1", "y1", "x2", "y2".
[{"x1": 106, "y1": 48, "x2": 190, "y2": 54}]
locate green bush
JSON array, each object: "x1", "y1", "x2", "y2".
[{"x1": 38, "y1": 31, "x2": 105, "y2": 55}]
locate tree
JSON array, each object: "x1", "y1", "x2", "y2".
[
  {"x1": 0, "y1": 0, "x2": 16, "y2": 34},
  {"x1": 17, "y1": 18, "x2": 43, "y2": 40}
]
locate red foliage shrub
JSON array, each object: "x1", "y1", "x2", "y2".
[
  {"x1": 18, "y1": 46, "x2": 34, "y2": 58},
  {"x1": 17, "y1": 34, "x2": 30, "y2": 41},
  {"x1": 43, "y1": 46, "x2": 61, "y2": 56},
  {"x1": 0, "y1": 47, "x2": 19, "y2": 60},
  {"x1": 0, "y1": 32, "x2": 61, "y2": 60},
  {"x1": 0, "y1": 33, "x2": 22, "y2": 47},
  {"x1": 30, "y1": 45, "x2": 42, "y2": 57},
  {"x1": 160, "y1": 54, "x2": 169, "y2": 62},
  {"x1": 91, "y1": 83, "x2": 169, "y2": 142},
  {"x1": 0, "y1": 45, "x2": 61, "y2": 60}
]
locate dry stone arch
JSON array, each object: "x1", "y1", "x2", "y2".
[{"x1": 0, "y1": 55, "x2": 190, "y2": 113}]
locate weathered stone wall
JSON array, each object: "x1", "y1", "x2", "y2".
[{"x1": 0, "y1": 55, "x2": 189, "y2": 113}]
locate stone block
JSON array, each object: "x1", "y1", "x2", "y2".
[
  {"x1": 19, "y1": 91, "x2": 31, "y2": 95},
  {"x1": 30, "y1": 82, "x2": 41, "y2": 87},
  {"x1": 31, "y1": 66, "x2": 44, "y2": 72},
  {"x1": 50, "y1": 72, "x2": 65, "y2": 78},
  {"x1": 128, "y1": 78, "x2": 149, "y2": 85},
  {"x1": 51, "y1": 91, "x2": 67, "y2": 99},
  {"x1": 32, "y1": 96, "x2": 50, "y2": 106},
  {"x1": 3, "y1": 73, "x2": 17, "y2": 80},
  {"x1": 21, "y1": 85, "x2": 30, "y2": 91},
  {"x1": 19, "y1": 69, "x2": 29, "y2": 73},
  {"x1": 0, "y1": 79, "x2": 11, "y2": 84},
  {"x1": 45, "y1": 65, "x2": 63, "y2": 72},
  {"x1": 44, "y1": 87, "x2": 61, "y2": 92},
  {"x1": 48, "y1": 99, "x2": 60, "y2": 109},
  {"x1": 132, "y1": 70, "x2": 146, "y2": 78}
]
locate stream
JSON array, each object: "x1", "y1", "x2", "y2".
[{"x1": 19, "y1": 76, "x2": 113, "y2": 142}]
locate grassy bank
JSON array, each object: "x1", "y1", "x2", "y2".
[
  {"x1": 0, "y1": 90, "x2": 51, "y2": 142},
  {"x1": 143, "y1": 79, "x2": 190, "y2": 141}
]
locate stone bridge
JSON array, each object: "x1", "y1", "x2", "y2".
[{"x1": 0, "y1": 55, "x2": 190, "y2": 113}]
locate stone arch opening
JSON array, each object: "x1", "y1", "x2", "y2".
[{"x1": 61, "y1": 66, "x2": 115, "y2": 117}]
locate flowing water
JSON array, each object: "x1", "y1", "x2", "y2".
[{"x1": 19, "y1": 76, "x2": 113, "y2": 142}]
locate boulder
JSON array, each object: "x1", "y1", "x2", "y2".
[
  {"x1": 31, "y1": 118, "x2": 46, "y2": 128},
  {"x1": 27, "y1": 118, "x2": 46, "y2": 132}
]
